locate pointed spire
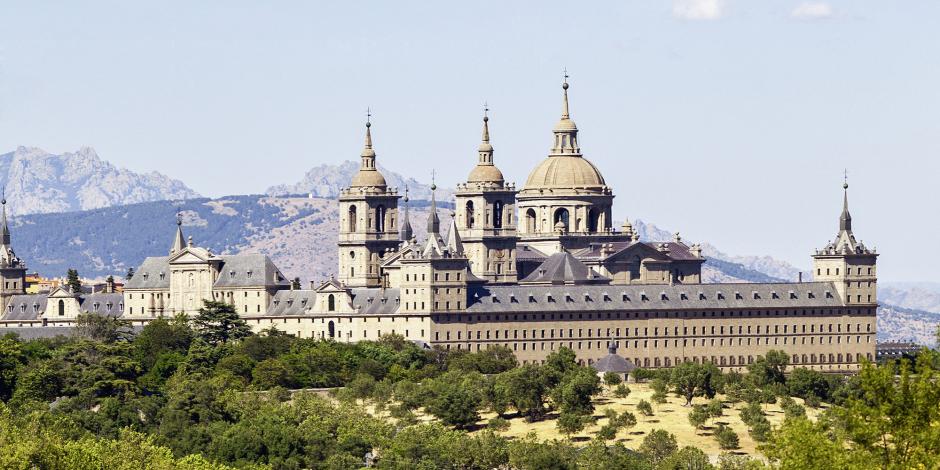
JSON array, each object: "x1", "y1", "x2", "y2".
[
  {"x1": 477, "y1": 103, "x2": 494, "y2": 165},
  {"x1": 482, "y1": 103, "x2": 490, "y2": 143},
  {"x1": 1, "y1": 189, "x2": 10, "y2": 247},
  {"x1": 445, "y1": 211, "x2": 464, "y2": 255},
  {"x1": 400, "y1": 186, "x2": 414, "y2": 242},
  {"x1": 840, "y1": 179, "x2": 852, "y2": 232},
  {"x1": 170, "y1": 209, "x2": 185, "y2": 254},
  {"x1": 427, "y1": 173, "x2": 440, "y2": 234},
  {"x1": 561, "y1": 69, "x2": 570, "y2": 120},
  {"x1": 349, "y1": 109, "x2": 388, "y2": 189},
  {"x1": 361, "y1": 108, "x2": 376, "y2": 166}
]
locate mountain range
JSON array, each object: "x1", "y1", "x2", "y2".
[{"x1": 3, "y1": 148, "x2": 938, "y2": 347}]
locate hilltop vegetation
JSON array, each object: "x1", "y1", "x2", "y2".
[{"x1": 1, "y1": 302, "x2": 939, "y2": 469}]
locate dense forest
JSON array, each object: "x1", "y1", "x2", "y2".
[{"x1": 1, "y1": 301, "x2": 939, "y2": 469}]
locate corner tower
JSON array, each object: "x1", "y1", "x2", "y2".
[
  {"x1": 454, "y1": 108, "x2": 518, "y2": 283},
  {"x1": 812, "y1": 181, "x2": 878, "y2": 306},
  {"x1": 0, "y1": 198, "x2": 27, "y2": 309},
  {"x1": 338, "y1": 116, "x2": 401, "y2": 287},
  {"x1": 516, "y1": 77, "x2": 616, "y2": 254}
]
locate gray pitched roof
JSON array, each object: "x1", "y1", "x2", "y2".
[
  {"x1": 267, "y1": 289, "x2": 318, "y2": 316},
  {"x1": 79, "y1": 293, "x2": 124, "y2": 317},
  {"x1": 351, "y1": 288, "x2": 401, "y2": 314},
  {"x1": 593, "y1": 347, "x2": 636, "y2": 373},
  {"x1": 124, "y1": 257, "x2": 170, "y2": 289},
  {"x1": 1, "y1": 294, "x2": 48, "y2": 321},
  {"x1": 213, "y1": 254, "x2": 289, "y2": 288},
  {"x1": 520, "y1": 252, "x2": 610, "y2": 285},
  {"x1": 466, "y1": 282, "x2": 844, "y2": 313}
]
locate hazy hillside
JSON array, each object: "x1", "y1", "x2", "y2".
[
  {"x1": 0, "y1": 147, "x2": 200, "y2": 216},
  {"x1": 266, "y1": 160, "x2": 454, "y2": 202}
]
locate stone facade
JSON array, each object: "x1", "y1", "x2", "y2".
[{"x1": 0, "y1": 80, "x2": 879, "y2": 373}]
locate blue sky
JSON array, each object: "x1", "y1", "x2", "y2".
[{"x1": 1, "y1": 1, "x2": 938, "y2": 282}]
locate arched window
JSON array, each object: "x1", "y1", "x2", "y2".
[
  {"x1": 348, "y1": 205, "x2": 357, "y2": 232},
  {"x1": 588, "y1": 208, "x2": 600, "y2": 233},
  {"x1": 493, "y1": 201, "x2": 503, "y2": 228},
  {"x1": 525, "y1": 209, "x2": 537, "y2": 233},
  {"x1": 328, "y1": 320, "x2": 335, "y2": 338},
  {"x1": 553, "y1": 208, "x2": 569, "y2": 232},
  {"x1": 58, "y1": 299, "x2": 65, "y2": 316},
  {"x1": 465, "y1": 201, "x2": 475, "y2": 228},
  {"x1": 375, "y1": 205, "x2": 386, "y2": 232},
  {"x1": 328, "y1": 294, "x2": 335, "y2": 311}
]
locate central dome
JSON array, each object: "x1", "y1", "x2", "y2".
[{"x1": 524, "y1": 155, "x2": 606, "y2": 190}]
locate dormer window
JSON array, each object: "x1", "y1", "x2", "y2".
[
  {"x1": 717, "y1": 292, "x2": 725, "y2": 300},
  {"x1": 546, "y1": 294, "x2": 555, "y2": 303},
  {"x1": 159, "y1": 272, "x2": 165, "y2": 280},
  {"x1": 93, "y1": 302, "x2": 100, "y2": 312},
  {"x1": 622, "y1": 293, "x2": 630, "y2": 302},
  {"x1": 20, "y1": 305, "x2": 25, "y2": 312},
  {"x1": 788, "y1": 291, "x2": 797, "y2": 299},
  {"x1": 698, "y1": 292, "x2": 706, "y2": 300},
  {"x1": 680, "y1": 293, "x2": 688, "y2": 300},
  {"x1": 300, "y1": 299, "x2": 307, "y2": 306},
  {"x1": 509, "y1": 294, "x2": 518, "y2": 303},
  {"x1": 142, "y1": 273, "x2": 149, "y2": 280},
  {"x1": 602, "y1": 293, "x2": 611, "y2": 302},
  {"x1": 735, "y1": 292, "x2": 743, "y2": 300},
  {"x1": 753, "y1": 292, "x2": 760, "y2": 300},
  {"x1": 640, "y1": 292, "x2": 649, "y2": 301},
  {"x1": 825, "y1": 291, "x2": 834, "y2": 299},
  {"x1": 771, "y1": 291, "x2": 780, "y2": 299},
  {"x1": 583, "y1": 293, "x2": 591, "y2": 302},
  {"x1": 106, "y1": 302, "x2": 113, "y2": 310},
  {"x1": 247, "y1": 270, "x2": 253, "y2": 279},
  {"x1": 528, "y1": 294, "x2": 536, "y2": 303},
  {"x1": 230, "y1": 270, "x2": 236, "y2": 279},
  {"x1": 808, "y1": 292, "x2": 816, "y2": 299},
  {"x1": 660, "y1": 292, "x2": 668, "y2": 301}
]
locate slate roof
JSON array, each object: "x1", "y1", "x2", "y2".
[
  {"x1": 516, "y1": 244, "x2": 549, "y2": 261},
  {"x1": 264, "y1": 288, "x2": 401, "y2": 316},
  {"x1": 571, "y1": 241, "x2": 701, "y2": 262},
  {"x1": 125, "y1": 254, "x2": 289, "y2": 290},
  {"x1": 213, "y1": 254, "x2": 289, "y2": 288},
  {"x1": 124, "y1": 257, "x2": 171, "y2": 289},
  {"x1": 79, "y1": 293, "x2": 124, "y2": 317},
  {"x1": 466, "y1": 282, "x2": 845, "y2": 313},
  {"x1": 520, "y1": 252, "x2": 610, "y2": 285},
  {"x1": 593, "y1": 347, "x2": 636, "y2": 373},
  {"x1": 1, "y1": 294, "x2": 48, "y2": 321}
]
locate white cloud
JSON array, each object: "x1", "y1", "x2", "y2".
[
  {"x1": 791, "y1": 2, "x2": 833, "y2": 19},
  {"x1": 673, "y1": 0, "x2": 726, "y2": 21}
]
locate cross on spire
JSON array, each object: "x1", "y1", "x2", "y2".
[
  {"x1": 843, "y1": 168, "x2": 848, "y2": 189},
  {"x1": 563, "y1": 67, "x2": 569, "y2": 84},
  {"x1": 366, "y1": 107, "x2": 371, "y2": 125}
]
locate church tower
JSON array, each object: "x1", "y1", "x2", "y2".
[
  {"x1": 338, "y1": 116, "x2": 401, "y2": 287},
  {"x1": 812, "y1": 181, "x2": 878, "y2": 306},
  {"x1": 0, "y1": 198, "x2": 27, "y2": 309},
  {"x1": 454, "y1": 108, "x2": 518, "y2": 283}
]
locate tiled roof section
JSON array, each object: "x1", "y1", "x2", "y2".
[
  {"x1": 520, "y1": 252, "x2": 610, "y2": 285},
  {"x1": 1, "y1": 294, "x2": 48, "y2": 321},
  {"x1": 124, "y1": 257, "x2": 170, "y2": 289},
  {"x1": 79, "y1": 293, "x2": 124, "y2": 317},
  {"x1": 516, "y1": 244, "x2": 549, "y2": 261},
  {"x1": 467, "y1": 282, "x2": 845, "y2": 312},
  {"x1": 267, "y1": 289, "x2": 318, "y2": 316},
  {"x1": 213, "y1": 254, "x2": 289, "y2": 288},
  {"x1": 352, "y1": 288, "x2": 401, "y2": 314},
  {"x1": 593, "y1": 352, "x2": 636, "y2": 373}
]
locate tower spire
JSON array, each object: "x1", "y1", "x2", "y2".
[
  {"x1": 427, "y1": 172, "x2": 440, "y2": 234},
  {"x1": 361, "y1": 108, "x2": 375, "y2": 168},
  {"x1": 840, "y1": 172, "x2": 852, "y2": 232},
  {"x1": 401, "y1": 186, "x2": 414, "y2": 242},
  {"x1": 561, "y1": 68, "x2": 570, "y2": 119},
  {"x1": 170, "y1": 208, "x2": 185, "y2": 255},
  {"x1": 0, "y1": 189, "x2": 9, "y2": 247},
  {"x1": 478, "y1": 103, "x2": 494, "y2": 165}
]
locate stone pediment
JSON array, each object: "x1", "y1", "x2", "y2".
[
  {"x1": 604, "y1": 242, "x2": 670, "y2": 263},
  {"x1": 168, "y1": 247, "x2": 214, "y2": 264},
  {"x1": 47, "y1": 286, "x2": 78, "y2": 298},
  {"x1": 315, "y1": 277, "x2": 348, "y2": 294}
]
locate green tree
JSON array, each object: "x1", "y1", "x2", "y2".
[
  {"x1": 747, "y1": 350, "x2": 789, "y2": 387},
  {"x1": 613, "y1": 383, "x2": 631, "y2": 398},
  {"x1": 251, "y1": 358, "x2": 295, "y2": 389},
  {"x1": 763, "y1": 417, "x2": 856, "y2": 470},
  {"x1": 637, "y1": 399, "x2": 654, "y2": 416},
  {"x1": 688, "y1": 405, "x2": 708, "y2": 429},
  {"x1": 658, "y1": 446, "x2": 713, "y2": 470},
  {"x1": 191, "y1": 300, "x2": 252, "y2": 345},
  {"x1": 603, "y1": 371, "x2": 622, "y2": 387},
  {"x1": 714, "y1": 424, "x2": 739, "y2": 450},
  {"x1": 639, "y1": 429, "x2": 678, "y2": 467},
  {"x1": 133, "y1": 317, "x2": 194, "y2": 369},
  {"x1": 551, "y1": 366, "x2": 601, "y2": 415},
  {"x1": 66, "y1": 268, "x2": 82, "y2": 292},
  {"x1": 425, "y1": 375, "x2": 483, "y2": 429},
  {"x1": 0, "y1": 337, "x2": 24, "y2": 401},
  {"x1": 493, "y1": 364, "x2": 548, "y2": 420},
  {"x1": 670, "y1": 361, "x2": 714, "y2": 406},
  {"x1": 706, "y1": 398, "x2": 724, "y2": 422},
  {"x1": 74, "y1": 313, "x2": 133, "y2": 342},
  {"x1": 125, "y1": 267, "x2": 135, "y2": 280},
  {"x1": 786, "y1": 367, "x2": 831, "y2": 401},
  {"x1": 556, "y1": 411, "x2": 589, "y2": 438}
]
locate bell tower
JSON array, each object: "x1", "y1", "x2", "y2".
[
  {"x1": 338, "y1": 114, "x2": 401, "y2": 288},
  {"x1": 0, "y1": 197, "x2": 26, "y2": 310},
  {"x1": 812, "y1": 180, "x2": 878, "y2": 306},
  {"x1": 454, "y1": 107, "x2": 518, "y2": 283}
]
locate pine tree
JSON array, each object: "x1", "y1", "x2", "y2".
[
  {"x1": 191, "y1": 300, "x2": 252, "y2": 345},
  {"x1": 66, "y1": 268, "x2": 82, "y2": 293}
]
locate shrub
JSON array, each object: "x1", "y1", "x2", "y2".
[
  {"x1": 651, "y1": 391, "x2": 668, "y2": 404},
  {"x1": 739, "y1": 402, "x2": 764, "y2": 427},
  {"x1": 638, "y1": 429, "x2": 678, "y2": 466},
  {"x1": 603, "y1": 372, "x2": 623, "y2": 386},
  {"x1": 557, "y1": 411, "x2": 590, "y2": 437},
  {"x1": 650, "y1": 378, "x2": 669, "y2": 395},
  {"x1": 715, "y1": 424, "x2": 739, "y2": 450},
  {"x1": 637, "y1": 399, "x2": 654, "y2": 416},
  {"x1": 597, "y1": 423, "x2": 618, "y2": 441},
  {"x1": 613, "y1": 384, "x2": 631, "y2": 398},
  {"x1": 612, "y1": 411, "x2": 637, "y2": 429},
  {"x1": 488, "y1": 416, "x2": 510, "y2": 431},
  {"x1": 749, "y1": 416, "x2": 772, "y2": 442},
  {"x1": 706, "y1": 398, "x2": 724, "y2": 419},
  {"x1": 804, "y1": 392, "x2": 822, "y2": 408},
  {"x1": 688, "y1": 405, "x2": 708, "y2": 429},
  {"x1": 781, "y1": 396, "x2": 806, "y2": 420}
]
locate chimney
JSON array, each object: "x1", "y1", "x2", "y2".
[
  {"x1": 105, "y1": 277, "x2": 115, "y2": 293},
  {"x1": 798, "y1": 272, "x2": 803, "y2": 283},
  {"x1": 310, "y1": 280, "x2": 316, "y2": 290}
]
